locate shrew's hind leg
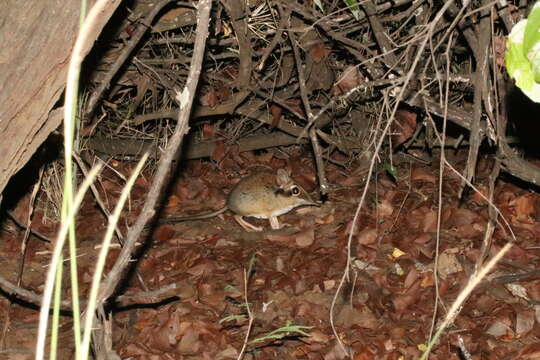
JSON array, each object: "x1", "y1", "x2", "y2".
[{"x1": 234, "y1": 215, "x2": 263, "y2": 232}]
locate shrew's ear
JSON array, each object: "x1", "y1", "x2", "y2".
[{"x1": 276, "y1": 168, "x2": 291, "y2": 187}]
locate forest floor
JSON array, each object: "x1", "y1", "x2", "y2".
[{"x1": 1, "y1": 147, "x2": 539, "y2": 359}]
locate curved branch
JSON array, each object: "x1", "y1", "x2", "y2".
[
  {"x1": 85, "y1": 0, "x2": 178, "y2": 116},
  {"x1": 499, "y1": 139, "x2": 540, "y2": 186}
]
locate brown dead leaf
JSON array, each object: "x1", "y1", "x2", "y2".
[
  {"x1": 486, "y1": 320, "x2": 513, "y2": 339},
  {"x1": 295, "y1": 171, "x2": 318, "y2": 191},
  {"x1": 145, "y1": 322, "x2": 176, "y2": 352},
  {"x1": 177, "y1": 326, "x2": 201, "y2": 353},
  {"x1": 33, "y1": 213, "x2": 57, "y2": 235},
  {"x1": 457, "y1": 223, "x2": 484, "y2": 237},
  {"x1": 515, "y1": 343, "x2": 540, "y2": 359},
  {"x1": 388, "y1": 326, "x2": 406, "y2": 340},
  {"x1": 391, "y1": 109, "x2": 417, "y2": 148},
  {"x1": 420, "y1": 272, "x2": 434, "y2": 287},
  {"x1": 324, "y1": 342, "x2": 349, "y2": 360},
  {"x1": 354, "y1": 347, "x2": 377, "y2": 359},
  {"x1": 516, "y1": 309, "x2": 535, "y2": 337},
  {"x1": 499, "y1": 243, "x2": 535, "y2": 261},
  {"x1": 526, "y1": 281, "x2": 540, "y2": 301},
  {"x1": 266, "y1": 232, "x2": 296, "y2": 244},
  {"x1": 285, "y1": 97, "x2": 305, "y2": 118},
  {"x1": 295, "y1": 301, "x2": 313, "y2": 318},
  {"x1": 120, "y1": 342, "x2": 151, "y2": 357},
  {"x1": 161, "y1": 7, "x2": 191, "y2": 21},
  {"x1": 338, "y1": 174, "x2": 363, "y2": 186},
  {"x1": 187, "y1": 261, "x2": 216, "y2": 276},
  {"x1": 511, "y1": 193, "x2": 536, "y2": 222},
  {"x1": 216, "y1": 345, "x2": 239, "y2": 358},
  {"x1": 323, "y1": 279, "x2": 336, "y2": 291},
  {"x1": 357, "y1": 227, "x2": 378, "y2": 245},
  {"x1": 255, "y1": 151, "x2": 274, "y2": 163},
  {"x1": 421, "y1": 210, "x2": 437, "y2": 232},
  {"x1": 411, "y1": 167, "x2": 437, "y2": 183},
  {"x1": 211, "y1": 141, "x2": 227, "y2": 163},
  {"x1": 200, "y1": 88, "x2": 219, "y2": 107},
  {"x1": 406, "y1": 206, "x2": 429, "y2": 229},
  {"x1": 403, "y1": 267, "x2": 420, "y2": 290},
  {"x1": 101, "y1": 179, "x2": 122, "y2": 195},
  {"x1": 199, "y1": 283, "x2": 213, "y2": 297},
  {"x1": 219, "y1": 149, "x2": 240, "y2": 171},
  {"x1": 315, "y1": 213, "x2": 335, "y2": 225},
  {"x1": 436, "y1": 249, "x2": 463, "y2": 280},
  {"x1": 335, "y1": 306, "x2": 379, "y2": 329},
  {"x1": 332, "y1": 66, "x2": 362, "y2": 96},
  {"x1": 135, "y1": 173, "x2": 150, "y2": 189},
  {"x1": 132, "y1": 311, "x2": 157, "y2": 331},
  {"x1": 296, "y1": 227, "x2": 315, "y2": 247},
  {"x1": 202, "y1": 123, "x2": 215, "y2": 139},
  {"x1": 152, "y1": 225, "x2": 175, "y2": 243},
  {"x1": 199, "y1": 82, "x2": 232, "y2": 107},
  {"x1": 310, "y1": 42, "x2": 331, "y2": 63},
  {"x1": 414, "y1": 233, "x2": 432, "y2": 244},
  {"x1": 305, "y1": 329, "x2": 330, "y2": 344},
  {"x1": 270, "y1": 104, "x2": 283, "y2": 127},
  {"x1": 174, "y1": 181, "x2": 190, "y2": 200},
  {"x1": 446, "y1": 208, "x2": 477, "y2": 227},
  {"x1": 505, "y1": 283, "x2": 529, "y2": 301},
  {"x1": 164, "y1": 194, "x2": 180, "y2": 210},
  {"x1": 378, "y1": 191, "x2": 395, "y2": 217},
  {"x1": 173, "y1": 178, "x2": 210, "y2": 203},
  {"x1": 383, "y1": 338, "x2": 395, "y2": 352},
  {"x1": 392, "y1": 279, "x2": 421, "y2": 315},
  {"x1": 469, "y1": 184, "x2": 489, "y2": 205}
]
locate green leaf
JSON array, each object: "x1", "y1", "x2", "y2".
[
  {"x1": 505, "y1": 15, "x2": 540, "y2": 102},
  {"x1": 343, "y1": 0, "x2": 361, "y2": 20},
  {"x1": 523, "y1": 2, "x2": 540, "y2": 55},
  {"x1": 506, "y1": 38, "x2": 534, "y2": 90},
  {"x1": 219, "y1": 314, "x2": 247, "y2": 324},
  {"x1": 224, "y1": 284, "x2": 240, "y2": 292},
  {"x1": 251, "y1": 323, "x2": 312, "y2": 343},
  {"x1": 384, "y1": 162, "x2": 397, "y2": 181},
  {"x1": 313, "y1": 0, "x2": 324, "y2": 12},
  {"x1": 531, "y1": 49, "x2": 540, "y2": 82},
  {"x1": 506, "y1": 20, "x2": 527, "y2": 75}
]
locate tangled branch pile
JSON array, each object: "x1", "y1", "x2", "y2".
[{"x1": 83, "y1": 0, "x2": 539, "y2": 187}]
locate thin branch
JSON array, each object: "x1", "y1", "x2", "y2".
[
  {"x1": 0, "y1": 274, "x2": 181, "y2": 312},
  {"x1": 329, "y1": 1, "x2": 462, "y2": 356},
  {"x1": 461, "y1": 0, "x2": 491, "y2": 197},
  {"x1": 96, "y1": 0, "x2": 213, "y2": 308},
  {"x1": 362, "y1": 1, "x2": 400, "y2": 71},
  {"x1": 282, "y1": 6, "x2": 329, "y2": 195},
  {"x1": 85, "y1": 0, "x2": 177, "y2": 116}
]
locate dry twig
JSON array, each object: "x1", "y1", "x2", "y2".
[
  {"x1": 85, "y1": 0, "x2": 178, "y2": 116},
  {"x1": 95, "y1": 0, "x2": 213, "y2": 308}
]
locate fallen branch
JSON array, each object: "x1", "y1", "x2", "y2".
[
  {"x1": 0, "y1": 273, "x2": 180, "y2": 312},
  {"x1": 6, "y1": 212, "x2": 52, "y2": 243},
  {"x1": 499, "y1": 135, "x2": 540, "y2": 185},
  {"x1": 86, "y1": 132, "x2": 308, "y2": 160},
  {"x1": 0, "y1": 273, "x2": 72, "y2": 311},
  {"x1": 95, "y1": 0, "x2": 213, "y2": 308},
  {"x1": 132, "y1": 90, "x2": 249, "y2": 125},
  {"x1": 283, "y1": 5, "x2": 329, "y2": 195},
  {"x1": 85, "y1": 0, "x2": 177, "y2": 116}
]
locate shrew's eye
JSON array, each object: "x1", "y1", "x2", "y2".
[{"x1": 291, "y1": 186, "x2": 300, "y2": 196}]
